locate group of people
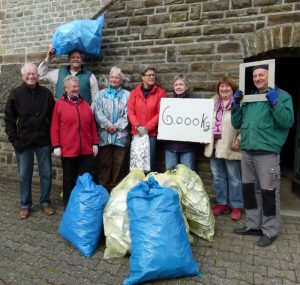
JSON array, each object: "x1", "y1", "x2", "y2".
[{"x1": 4, "y1": 47, "x2": 294, "y2": 247}]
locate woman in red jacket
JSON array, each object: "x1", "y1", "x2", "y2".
[
  {"x1": 128, "y1": 67, "x2": 166, "y2": 171},
  {"x1": 51, "y1": 75, "x2": 98, "y2": 206}
]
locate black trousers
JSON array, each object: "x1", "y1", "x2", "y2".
[{"x1": 61, "y1": 155, "x2": 93, "y2": 206}]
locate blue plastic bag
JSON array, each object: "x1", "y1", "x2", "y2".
[
  {"x1": 124, "y1": 177, "x2": 200, "y2": 285},
  {"x1": 52, "y1": 15, "x2": 105, "y2": 57},
  {"x1": 58, "y1": 173, "x2": 109, "y2": 258}
]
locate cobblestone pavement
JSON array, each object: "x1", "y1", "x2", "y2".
[{"x1": 0, "y1": 183, "x2": 300, "y2": 285}]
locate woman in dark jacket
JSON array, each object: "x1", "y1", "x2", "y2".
[{"x1": 164, "y1": 74, "x2": 196, "y2": 170}]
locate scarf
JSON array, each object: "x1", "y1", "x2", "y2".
[
  {"x1": 213, "y1": 96, "x2": 233, "y2": 139},
  {"x1": 104, "y1": 86, "x2": 122, "y2": 144}
]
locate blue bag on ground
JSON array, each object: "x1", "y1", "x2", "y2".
[
  {"x1": 124, "y1": 177, "x2": 200, "y2": 285},
  {"x1": 58, "y1": 173, "x2": 109, "y2": 258},
  {"x1": 52, "y1": 15, "x2": 105, "y2": 57}
]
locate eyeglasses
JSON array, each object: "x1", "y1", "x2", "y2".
[{"x1": 143, "y1": 73, "x2": 155, "y2": 77}]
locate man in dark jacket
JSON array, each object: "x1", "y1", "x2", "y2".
[{"x1": 4, "y1": 63, "x2": 55, "y2": 219}]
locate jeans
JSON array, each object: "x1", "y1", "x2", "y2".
[
  {"x1": 61, "y1": 155, "x2": 93, "y2": 206},
  {"x1": 149, "y1": 136, "x2": 157, "y2": 171},
  {"x1": 165, "y1": 151, "x2": 195, "y2": 170},
  {"x1": 210, "y1": 156, "x2": 243, "y2": 208},
  {"x1": 16, "y1": 146, "x2": 52, "y2": 209}
]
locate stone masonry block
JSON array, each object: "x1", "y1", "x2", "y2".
[
  {"x1": 145, "y1": 0, "x2": 163, "y2": 7},
  {"x1": 231, "y1": 0, "x2": 252, "y2": 9},
  {"x1": 169, "y1": 4, "x2": 189, "y2": 12},
  {"x1": 203, "y1": 25, "x2": 231, "y2": 35},
  {"x1": 232, "y1": 23, "x2": 255, "y2": 33},
  {"x1": 0, "y1": 10, "x2": 6, "y2": 20},
  {"x1": 134, "y1": 8, "x2": 155, "y2": 16},
  {"x1": 254, "y1": 0, "x2": 278, "y2": 6},
  {"x1": 129, "y1": 16, "x2": 148, "y2": 26},
  {"x1": 171, "y1": 12, "x2": 188, "y2": 22},
  {"x1": 268, "y1": 12, "x2": 300, "y2": 26},
  {"x1": 217, "y1": 42, "x2": 241, "y2": 53},
  {"x1": 203, "y1": 0, "x2": 229, "y2": 12},
  {"x1": 164, "y1": 27, "x2": 201, "y2": 38},
  {"x1": 143, "y1": 26, "x2": 161, "y2": 39},
  {"x1": 191, "y1": 63, "x2": 211, "y2": 72},
  {"x1": 126, "y1": 1, "x2": 144, "y2": 10},
  {"x1": 190, "y1": 5, "x2": 201, "y2": 20},
  {"x1": 282, "y1": 26, "x2": 292, "y2": 46},
  {"x1": 148, "y1": 14, "x2": 170, "y2": 25},
  {"x1": 165, "y1": 0, "x2": 183, "y2": 4},
  {"x1": 292, "y1": 24, "x2": 300, "y2": 47},
  {"x1": 179, "y1": 43, "x2": 214, "y2": 55}
]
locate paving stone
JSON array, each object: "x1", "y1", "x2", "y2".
[{"x1": 0, "y1": 183, "x2": 299, "y2": 285}]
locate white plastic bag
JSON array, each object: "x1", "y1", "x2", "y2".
[{"x1": 130, "y1": 135, "x2": 150, "y2": 172}]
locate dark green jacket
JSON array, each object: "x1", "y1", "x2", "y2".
[{"x1": 231, "y1": 88, "x2": 294, "y2": 154}]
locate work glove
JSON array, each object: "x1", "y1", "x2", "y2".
[
  {"x1": 12, "y1": 139, "x2": 25, "y2": 153},
  {"x1": 231, "y1": 90, "x2": 243, "y2": 109},
  {"x1": 266, "y1": 89, "x2": 279, "y2": 106},
  {"x1": 53, "y1": 147, "x2": 61, "y2": 157},
  {"x1": 92, "y1": 145, "x2": 98, "y2": 157},
  {"x1": 136, "y1": 126, "x2": 148, "y2": 136}
]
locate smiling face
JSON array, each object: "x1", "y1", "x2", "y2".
[
  {"x1": 68, "y1": 51, "x2": 82, "y2": 71},
  {"x1": 253, "y1": 68, "x2": 269, "y2": 93},
  {"x1": 174, "y1": 79, "x2": 188, "y2": 97},
  {"x1": 142, "y1": 69, "x2": 156, "y2": 89},
  {"x1": 218, "y1": 83, "x2": 233, "y2": 101},
  {"x1": 109, "y1": 72, "x2": 123, "y2": 88},
  {"x1": 65, "y1": 79, "x2": 80, "y2": 98},
  {"x1": 22, "y1": 64, "x2": 39, "y2": 88}
]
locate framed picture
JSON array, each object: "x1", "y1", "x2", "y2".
[{"x1": 239, "y1": 59, "x2": 275, "y2": 103}]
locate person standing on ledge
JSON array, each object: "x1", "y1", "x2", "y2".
[
  {"x1": 231, "y1": 64, "x2": 294, "y2": 247},
  {"x1": 38, "y1": 45, "x2": 99, "y2": 107},
  {"x1": 4, "y1": 63, "x2": 55, "y2": 219}
]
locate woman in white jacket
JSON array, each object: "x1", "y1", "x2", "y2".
[{"x1": 204, "y1": 76, "x2": 243, "y2": 221}]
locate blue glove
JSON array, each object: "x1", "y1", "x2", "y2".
[
  {"x1": 233, "y1": 90, "x2": 243, "y2": 104},
  {"x1": 231, "y1": 90, "x2": 243, "y2": 108},
  {"x1": 266, "y1": 89, "x2": 279, "y2": 106}
]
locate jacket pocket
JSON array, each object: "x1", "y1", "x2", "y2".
[{"x1": 258, "y1": 121, "x2": 273, "y2": 129}]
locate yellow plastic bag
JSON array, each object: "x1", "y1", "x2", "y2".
[
  {"x1": 103, "y1": 168, "x2": 145, "y2": 258},
  {"x1": 169, "y1": 164, "x2": 215, "y2": 241}
]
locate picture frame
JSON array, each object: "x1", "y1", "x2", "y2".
[{"x1": 239, "y1": 59, "x2": 275, "y2": 103}]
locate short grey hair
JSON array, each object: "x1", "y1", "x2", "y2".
[
  {"x1": 173, "y1": 73, "x2": 189, "y2": 88},
  {"x1": 63, "y1": 75, "x2": 78, "y2": 88},
  {"x1": 21, "y1": 63, "x2": 38, "y2": 75},
  {"x1": 109, "y1": 66, "x2": 124, "y2": 81}
]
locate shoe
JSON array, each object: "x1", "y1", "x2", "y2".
[
  {"x1": 19, "y1": 209, "x2": 30, "y2": 219},
  {"x1": 41, "y1": 205, "x2": 55, "y2": 215},
  {"x1": 231, "y1": 208, "x2": 243, "y2": 221},
  {"x1": 257, "y1": 234, "x2": 276, "y2": 247},
  {"x1": 234, "y1": 226, "x2": 263, "y2": 236},
  {"x1": 212, "y1": 204, "x2": 230, "y2": 216}
]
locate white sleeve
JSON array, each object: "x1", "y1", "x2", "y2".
[
  {"x1": 38, "y1": 60, "x2": 59, "y2": 84},
  {"x1": 90, "y1": 73, "x2": 99, "y2": 104}
]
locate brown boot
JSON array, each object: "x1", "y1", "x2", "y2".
[
  {"x1": 19, "y1": 209, "x2": 30, "y2": 219},
  {"x1": 41, "y1": 205, "x2": 55, "y2": 215}
]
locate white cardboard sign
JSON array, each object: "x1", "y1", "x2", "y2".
[{"x1": 157, "y1": 98, "x2": 214, "y2": 143}]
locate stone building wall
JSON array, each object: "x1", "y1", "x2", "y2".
[{"x1": 0, "y1": 0, "x2": 299, "y2": 186}]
